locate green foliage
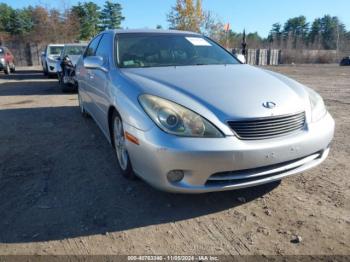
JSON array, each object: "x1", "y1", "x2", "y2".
[
  {"x1": 0, "y1": 1, "x2": 125, "y2": 41},
  {"x1": 100, "y1": 1, "x2": 125, "y2": 30},
  {"x1": 283, "y1": 16, "x2": 309, "y2": 39},
  {"x1": 318, "y1": 15, "x2": 346, "y2": 49},
  {"x1": 268, "y1": 23, "x2": 282, "y2": 43},
  {"x1": 0, "y1": 4, "x2": 33, "y2": 35},
  {"x1": 0, "y1": 3, "x2": 14, "y2": 32},
  {"x1": 269, "y1": 15, "x2": 348, "y2": 50},
  {"x1": 72, "y1": 2, "x2": 101, "y2": 40}
]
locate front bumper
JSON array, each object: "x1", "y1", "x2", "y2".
[
  {"x1": 124, "y1": 112, "x2": 335, "y2": 193},
  {"x1": 47, "y1": 61, "x2": 58, "y2": 74}
]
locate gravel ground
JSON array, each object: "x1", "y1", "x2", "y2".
[{"x1": 0, "y1": 65, "x2": 349, "y2": 256}]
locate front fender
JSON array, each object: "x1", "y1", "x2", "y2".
[{"x1": 109, "y1": 70, "x2": 155, "y2": 131}]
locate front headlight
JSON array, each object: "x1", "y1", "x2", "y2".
[
  {"x1": 307, "y1": 88, "x2": 327, "y2": 122},
  {"x1": 139, "y1": 94, "x2": 223, "y2": 137},
  {"x1": 0, "y1": 58, "x2": 4, "y2": 64}
]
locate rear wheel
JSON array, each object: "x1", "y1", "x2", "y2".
[{"x1": 112, "y1": 112, "x2": 135, "y2": 179}]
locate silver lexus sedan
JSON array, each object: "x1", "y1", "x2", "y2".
[{"x1": 76, "y1": 29, "x2": 334, "y2": 193}]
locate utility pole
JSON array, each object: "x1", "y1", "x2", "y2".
[{"x1": 242, "y1": 29, "x2": 247, "y2": 59}]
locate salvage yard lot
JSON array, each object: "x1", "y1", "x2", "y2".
[{"x1": 0, "y1": 65, "x2": 349, "y2": 255}]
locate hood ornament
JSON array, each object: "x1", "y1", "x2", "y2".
[{"x1": 262, "y1": 101, "x2": 276, "y2": 109}]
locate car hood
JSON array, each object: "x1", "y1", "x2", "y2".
[
  {"x1": 120, "y1": 64, "x2": 310, "y2": 128},
  {"x1": 48, "y1": 54, "x2": 61, "y2": 60}
]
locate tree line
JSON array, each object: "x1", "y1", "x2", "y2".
[
  {"x1": 0, "y1": 1, "x2": 124, "y2": 44},
  {"x1": 268, "y1": 15, "x2": 350, "y2": 51},
  {"x1": 0, "y1": 0, "x2": 349, "y2": 52},
  {"x1": 168, "y1": 1, "x2": 350, "y2": 51}
]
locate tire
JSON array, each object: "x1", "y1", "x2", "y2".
[
  {"x1": 4, "y1": 64, "x2": 10, "y2": 75},
  {"x1": 59, "y1": 74, "x2": 69, "y2": 93},
  {"x1": 78, "y1": 88, "x2": 89, "y2": 118},
  {"x1": 43, "y1": 63, "x2": 48, "y2": 76},
  {"x1": 111, "y1": 112, "x2": 135, "y2": 179},
  {"x1": 10, "y1": 63, "x2": 15, "y2": 73},
  {"x1": 60, "y1": 82, "x2": 70, "y2": 93}
]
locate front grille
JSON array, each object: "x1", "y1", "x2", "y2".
[
  {"x1": 205, "y1": 151, "x2": 322, "y2": 186},
  {"x1": 228, "y1": 112, "x2": 305, "y2": 140}
]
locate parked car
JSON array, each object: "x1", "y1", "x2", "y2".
[
  {"x1": 57, "y1": 43, "x2": 87, "y2": 92},
  {"x1": 0, "y1": 46, "x2": 15, "y2": 75},
  {"x1": 76, "y1": 30, "x2": 334, "y2": 193},
  {"x1": 41, "y1": 44, "x2": 64, "y2": 77},
  {"x1": 340, "y1": 56, "x2": 350, "y2": 66}
]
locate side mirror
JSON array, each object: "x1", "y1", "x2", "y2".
[
  {"x1": 83, "y1": 56, "x2": 107, "y2": 72},
  {"x1": 235, "y1": 54, "x2": 246, "y2": 64}
]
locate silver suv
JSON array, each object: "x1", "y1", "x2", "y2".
[{"x1": 41, "y1": 44, "x2": 64, "y2": 77}]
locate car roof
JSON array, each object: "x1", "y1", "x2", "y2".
[
  {"x1": 106, "y1": 29, "x2": 201, "y2": 36},
  {"x1": 47, "y1": 44, "x2": 64, "y2": 47}
]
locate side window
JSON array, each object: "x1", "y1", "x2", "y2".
[
  {"x1": 95, "y1": 34, "x2": 111, "y2": 61},
  {"x1": 84, "y1": 35, "x2": 102, "y2": 57}
]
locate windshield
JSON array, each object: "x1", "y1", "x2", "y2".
[
  {"x1": 48, "y1": 46, "x2": 63, "y2": 56},
  {"x1": 63, "y1": 45, "x2": 86, "y2": 56},
  {"x1": 116, "y1": 34, "x2": 239, "y2": 68}
]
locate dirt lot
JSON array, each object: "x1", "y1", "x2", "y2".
[{"x1": 0, "y1": 65, "x2": 349, "y2": 256}]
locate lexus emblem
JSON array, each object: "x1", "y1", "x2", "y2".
[{"x1": 262, "y1": 101, "x2": 276, "y2": 109}]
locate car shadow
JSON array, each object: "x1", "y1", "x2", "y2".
[
  {"x1": 0, "y1": 80, "x2": 67, "y2": 96},
  {"x1": 0, "y1": 105, "x2": 280, "y2": 243},
  {"x1": 0, "y1": 70, "x2": 76, "y2": 96},
  {"x1": 0, "y1": 69, "x2": 49, "y2": 81}
]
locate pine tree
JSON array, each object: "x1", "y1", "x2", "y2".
[
  {"x1": 99, "y1": 1, "x2": 124, "y2": 31},
  {"x1": 71, "y1": 2, "x2": 100, "y2": 40}
]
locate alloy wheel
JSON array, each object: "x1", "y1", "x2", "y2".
[{"x1": 113, "y1": 116, "x2": 128, "y2": 171}]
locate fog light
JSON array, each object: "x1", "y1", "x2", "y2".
[{"x1": 167, "y1": 170, "x2": 184, "y2": 182}]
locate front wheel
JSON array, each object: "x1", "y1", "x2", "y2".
[
  {"x1": 112, "y1": 112, "x2": 135, "y2": 179},
  {"x1": 10, "y1": 63, "x2": 15, "y2": 73},
  {"x1": 43, "y1": 63, "x2": 48, "y2": 76},
  {"x1": 4, "y1": 64, "x2": 10, "y2": 75}
]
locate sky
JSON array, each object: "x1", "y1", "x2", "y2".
[{"x1": 3, "y1": 0, "x2": 350, "y2": 37}]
